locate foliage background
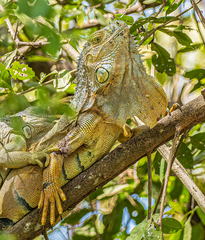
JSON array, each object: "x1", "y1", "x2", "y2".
[{"x1": 0, "y1": 0, "x2": 205, "y2": 239}]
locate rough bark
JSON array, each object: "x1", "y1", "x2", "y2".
[{"x1": 4, "y1": 91, "x2": 205, "y2": 240}]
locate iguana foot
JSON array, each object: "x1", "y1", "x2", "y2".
[
  {"x1": 157, "y1": 103, "x2": 182, "y2": 120},
  {"x1": 38, "y1": 182, "x2": 66, "y2": 225},
  {"x1": 38, "y1": 152, "x2": 66, "y2": 225},
  {"x1": 170, "y1": 103, "x2": 182, "y2": 113},
  {"x1": 118, "y1": 124, "x2": 149, "y2": 143},
  {"x1": 30, "y1": 152, "x2": 50, "y2": 168}
]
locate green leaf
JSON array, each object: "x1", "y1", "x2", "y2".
[
  {"x1": 1, "y1": 94, "x2": 29, "y2": 116},
  {"x1": 95, "y1": 9, "x2": 109, "y2": 26},
  {"x1": 144, "y1": 217, "x2": 163, "y2": 240},
  {"x1": 17, "y1": 0, "x2": 55, "y2": 19},
  {"x1": 183, "y1": 214, "x2": 192, "y2": 240},
  {"x1": 190, "y1": 133, "x2": 205, "y2": 150},
  {"x1": 0, "y1": 16, "x2": 7, "y2": 25},
  {"x1": 115, "y1": 14, "x2": 134, "y2": 25},
  {"x1": 166, "y1": 0, "x2": 183, "y2": 15},
  {"x1": 184, "y1": 69, "x2": 205, "y2": 92},
  {"x1": 177, "y1": 142, "x2": 193, "y2": 169},
  {"x1": 8, "y1": 62, "x2": 35, "y2": 80},
  {"x1": 97, "y1": 184, "x2": 130, "y2": 200},
  {"x1": 53, "y1": 69, "x2": 71, "y2": 92},
  {"x1": 162, "y1": 218, "x2": 182, "y2": 234},
  {"x1": 60, "y1": 208, "x2": 90, "y2": 225},
  {"x1": 76, "y1": 8, "x2": 85, "y2": 28},
  {"x1": 144, "y1": 228, "x2": 163, "y2": 240},
  {"x1": 103, "y1": 202, "x2": 124, "y2": 236},
  {"x1": 184, "y1": 69, "x2": 205, "y2": 81},
  {"x1": 3, "y1": 49, "x2": 18, "y2": 68},
  {"x1": 0, "y1": 63, "x2": 12, "y2": 89},
  {"x1": 173, "y1": 31, "x2": 193, "y2": 46},
  {"x1": 14, "y1": 11, "x2": 61, "y2": 55},
  {"x1": 169, "y1": 229, "x2": 183, "y2": 240},
  {"x1": 143, "y1": 0, "x2": 157, "y2": 4},
  {"x1": 178, "y1": 44, "x2": 202, "y2": 53},
  {"x1": 152, "y1": 150, "x2": 162, "y2": 175},
  {"x1": 151, "y1": 42, "x2": 176, "y2": 76},
  {"x1": 14, "y1": 10, "x2": 39, "y2": 33},
  {"x1": 159, "y1": 29, "x2": 193, "y2": 46},
  {"x1": 126, "y1": 220, "x2": 147, "y2": 240},
  {"x1": 191, "y1": 223, "x2": 205, "y2": 240},
  {"x1": 40, "y1": 70, "x2": 58, "y2": 83},
  {"x1": 130, "y1": 16, "x2": 178, "y2": 34},
  {"x1": 196, "y1": 207, "x2": 205, "y2": 226}
]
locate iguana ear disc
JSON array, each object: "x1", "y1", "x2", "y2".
[{"x1": 96, "y1": 68, "x2": 109, "y2": 83}]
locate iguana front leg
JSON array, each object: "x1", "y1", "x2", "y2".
[
  {"x1": 38, "y1": 113, "x2": 99, "y2": 225},
  {"x1": 0, "y1": 151, "x2": 50, "y2": 168},
  {"x1": 0, "y1": 133, "x2": 49, "y2": 168}
]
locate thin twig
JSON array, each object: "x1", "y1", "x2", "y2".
[
  {"x1": 158, "y1": 127, "x2": 190, "y2": 226},
  {"x1": 147, "y1": 153, "x2": 152, "y2": 220},
  {"x1": 121, "y1": 0, "x2": 138, "y2": 17},
  {"x1": 155, "y1": 0, "x2": 166, "y2": 17},
  {"x1": 192, "y1": 12, "x2": 205, "y2": 47},
  {"x1": 158, "y1": 126, "x2": 181, "y2": 227},
  {"x1": 139, "y1": 0, "x2": 202, "y2": 46},
  {"x1": 190, "y1": 0, "x2": 205, "y2": 29},
  {"x1": 16, "y1": 69, "x2": 76, "y2": 96},
  {"x1": 16, "y1": 41, "x2": 49, "y2": 46}
]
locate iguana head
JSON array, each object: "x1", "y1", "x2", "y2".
[
  {"x1": 72, "y1": 20, "x2": 168, "y2": 127},
  {"x1": 14, "y1": 107, "x2": 53, "y2": 139}
]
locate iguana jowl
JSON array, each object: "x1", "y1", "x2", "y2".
[{"x1": 0, "y1": 20, "x2": 167, "y2": 229}]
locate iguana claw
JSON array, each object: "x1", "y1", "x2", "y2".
[{"x1": 38, "y1": 152, "x2": 65, "y2": 225}]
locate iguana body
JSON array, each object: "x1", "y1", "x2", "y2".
[
  {"x1": 0, "y1": 107, "x2": 53, "y2": 186},
  {"x1": 0, "y1": 20, "x2": 167, "y2": 229}
]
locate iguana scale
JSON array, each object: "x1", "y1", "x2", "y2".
[{"x1": 0, "y1": 20, "x2": 167, "y2": 230}]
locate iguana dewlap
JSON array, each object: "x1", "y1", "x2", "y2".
[{"x1": 0, "y1": 20, "x2": 167, "y2": 230}]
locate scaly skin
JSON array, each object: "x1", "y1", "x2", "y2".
[
  {"x1": 0, "y1": 20, "x2": 168, "y2": 230},
  {"x1": 0, "y1": 107, "x2": 53, "y2": 186}
]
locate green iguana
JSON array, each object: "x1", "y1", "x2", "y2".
[
  {"x1": 0, "y1": 107, "x2": 53, "y2": 186},
  {"x1": 0, "y1": 20, "x2": 167, "y2": 230}
]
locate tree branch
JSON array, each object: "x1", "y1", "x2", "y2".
[
  {"x1": 5, "y1": 91, "x2": 205, "y2": 239},
  {"x1": 190, "y1": 0, "x2": 205, "y2": 29}
]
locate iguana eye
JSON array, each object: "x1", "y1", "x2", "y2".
[
  {"x1": 96, "y1": 68, "x2": 109, "y2": 83},
  {"x1": 22, "y1": 125, "x2": 32, "y2": 139},
  {"x1": 89, "y1": 30, "x2": 105, "y2": 45},
  {"x1": 93, "y1": 37, "x2": 100, "y2": 43}
]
